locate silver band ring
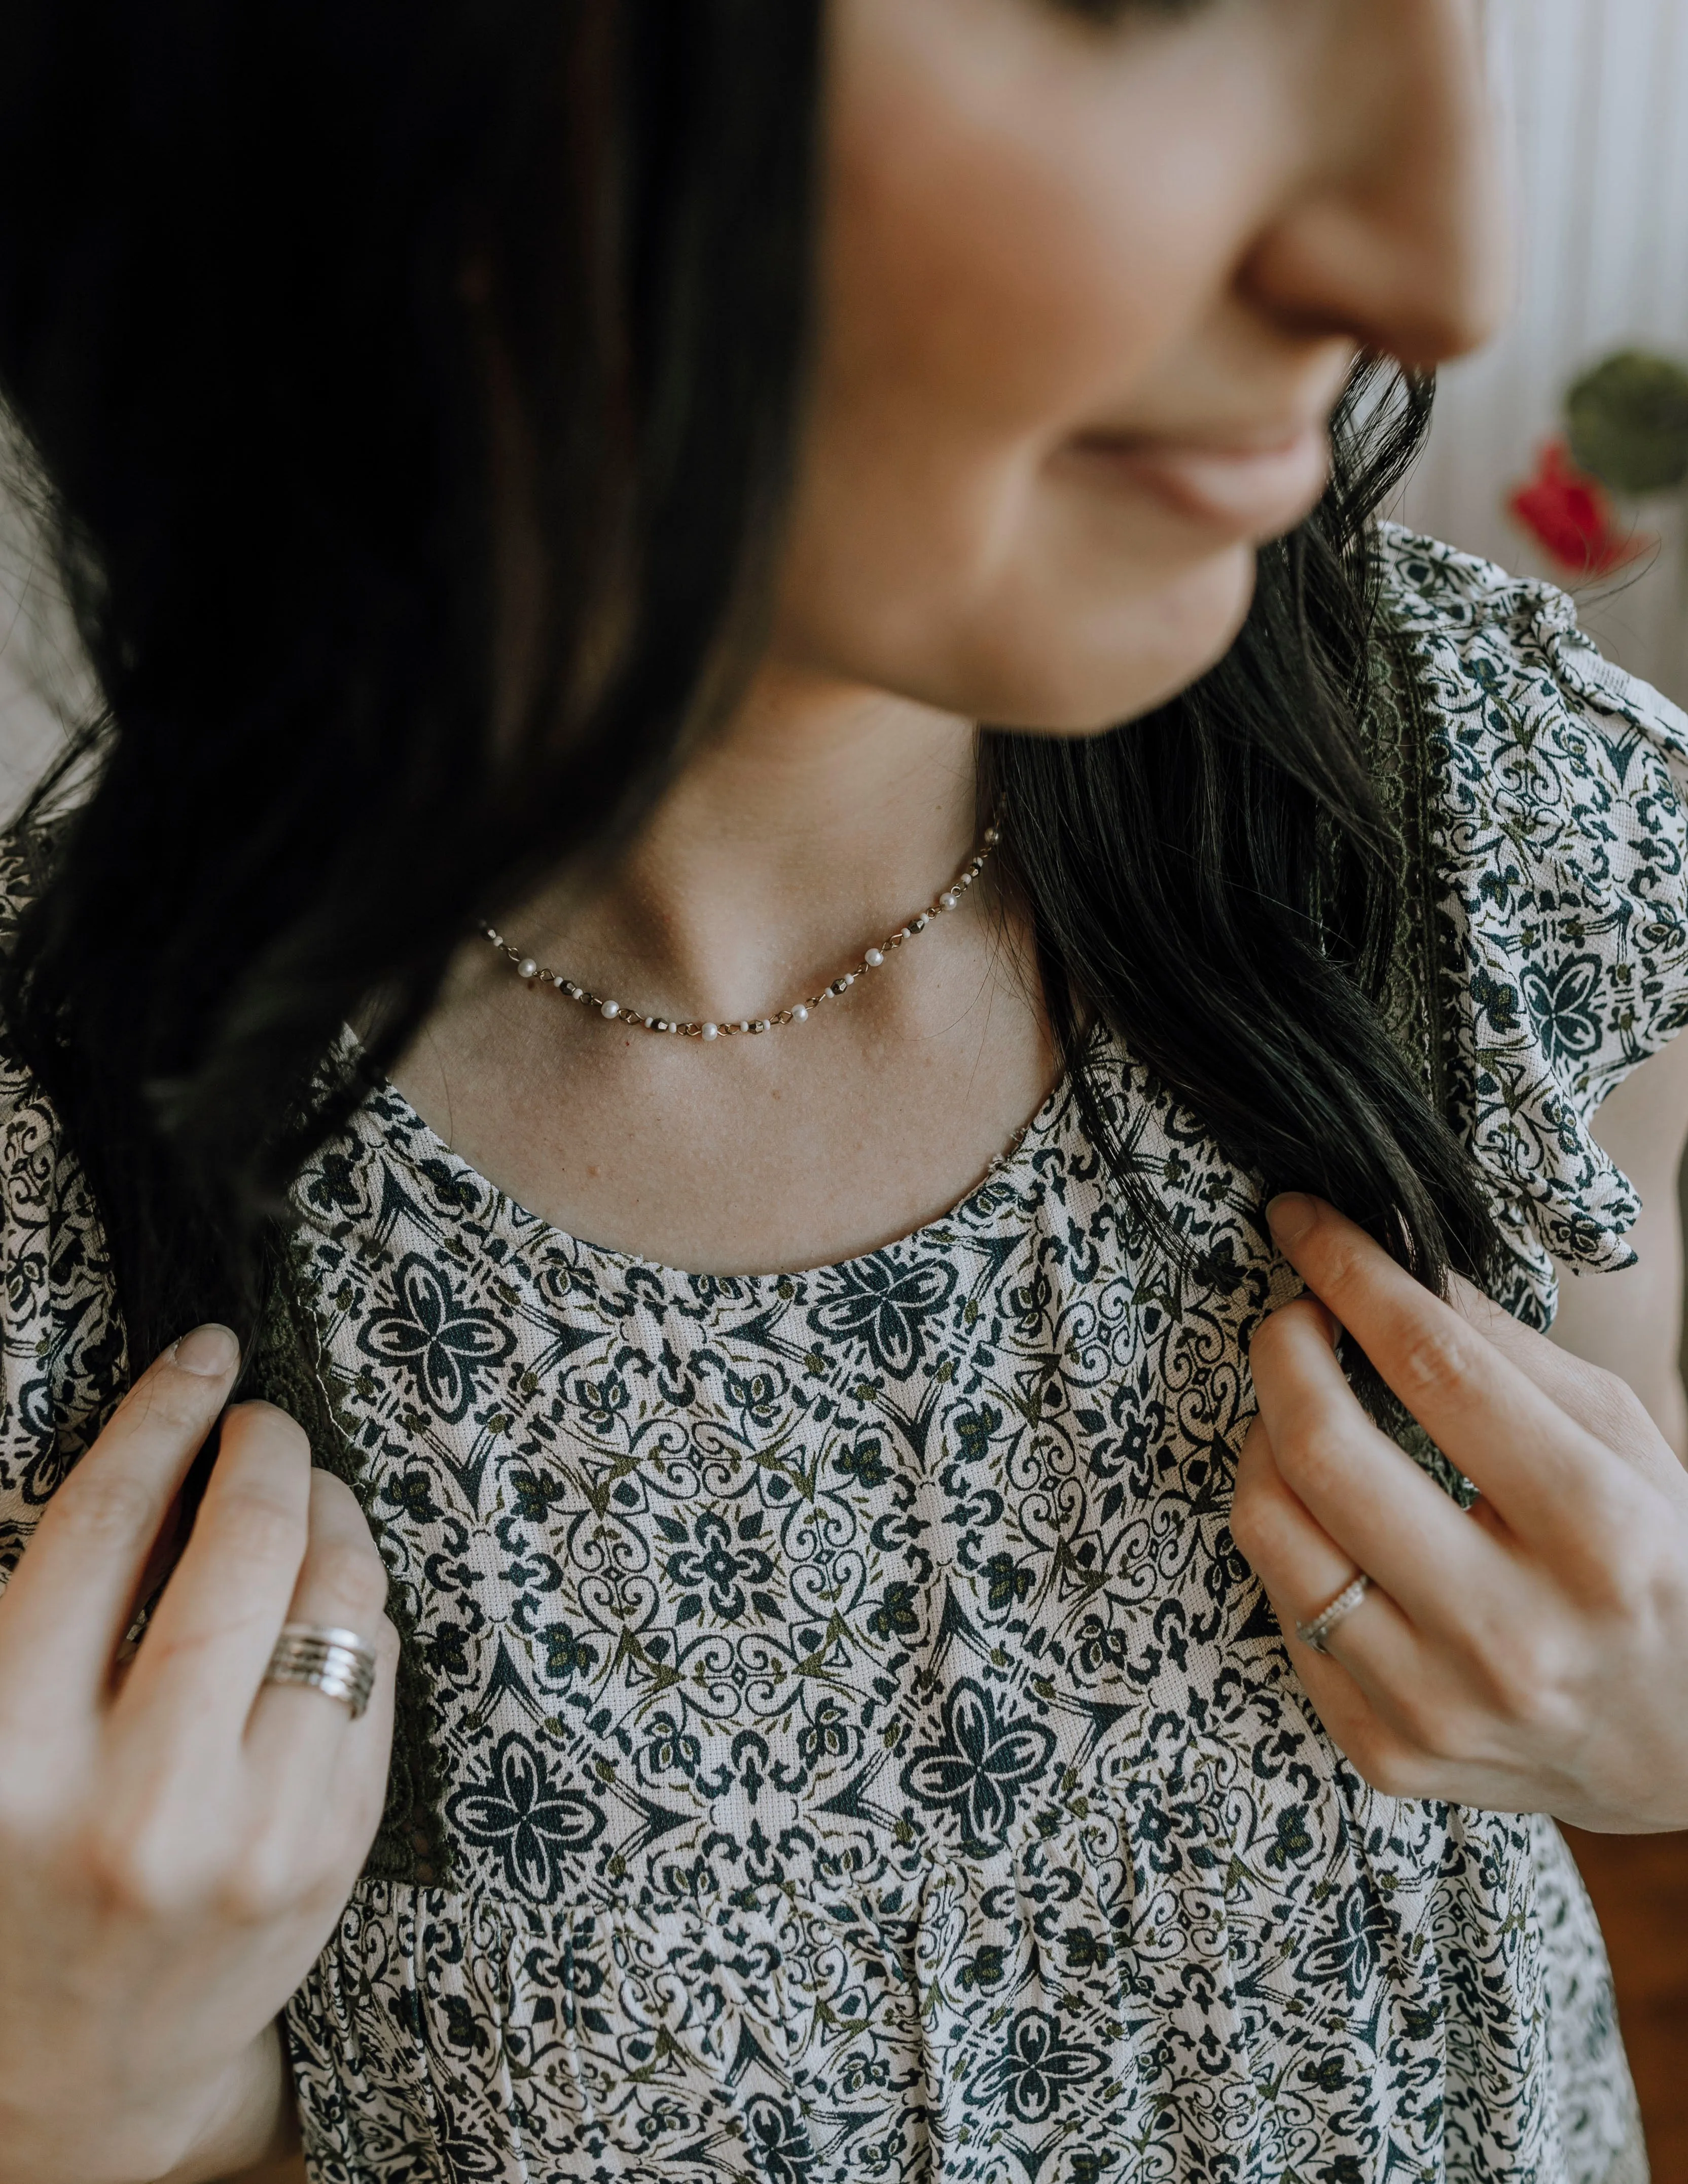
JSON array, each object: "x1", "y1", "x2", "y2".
[
  {"x1": 263, "y1": 1623, "x2": 378, "y2": 1720},
  {"x1": 1295, "y1": 1574, "x2": 1374, "y2": 1656}
]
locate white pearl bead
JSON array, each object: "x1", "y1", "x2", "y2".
[{"x1": 504, "y1": 821, "x2": 1007, "y2": 1050}]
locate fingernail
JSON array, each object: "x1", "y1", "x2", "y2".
[
  {"x1": 172, "y1": 1323, "x2": 240, "y2": 1377},
  {"x1": 1266, "y1": 1193, "x2": 1315, "y2": 1247}
]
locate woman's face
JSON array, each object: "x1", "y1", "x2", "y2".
[{"x1": 768, "y1": 0, "x2": 1506, "y2": 732}]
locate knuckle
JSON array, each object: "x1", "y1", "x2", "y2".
[
  {"x1": 1353, "y1": 1744, "x2": 1432, "y2": 1802},
  {"x1": 1567, "y1": 1507, "x2": 1650, "y2": 1605},
  {"x1": 1248, "y1": 1298, "x2": 1326, "y2": 1375},
  {"x1": 1587, "y1": 1368, "x2": 1657, "y2": 1452},
  {"x1": 1247, "y1": 1311, "x2": 1290, "y2": 1370},
  {"x1": 310, "y1": 1466, "x2": 372, "y2": 1527},
  {"x1": 81, "y1": 1799, "x2": 308, "y2": 1932},
  {"x1": 309, "y1": 1536, "x2": 390, "y2": 1624},
  {"x1": 120, "y1": 1365, "x2": 225, "y2": 1438},
  {"x1": 1307, "y1": 1229, "x2": 1368, "y2": 1300},
  {"x1": 80, "y1": 1818, "x2": 206, "y2": 1923},
  {"x1": 1385, "y1": 1683, "x2": 1470, "y2": 1765},
  {"x1": 207, "y1": 1484, "x2": 308, "y2": 1570},
  {"x1": 1227, "y1": 1499, "x2": 1287, "y2": 1581},
  {"x1": 1281, "y1": 1418, "x2": 1356, "y2": 1494},
  {"x1": 52, "y1": 1467, "x2": 162, "y2": 1551},
  {"x1": 1335, "y1": 1719, "x2": 1435, "y2": 1800},
  {"x1": 0, "y1": 1770, "x2": 55, "y2": 1857},
  {"x1": 1566, "y1": 1354, "x2": 1620, "y2": 1404},
  {"x1": 1227, "y1": 1492, "x2": 1264, "y2": 1563},
  {"x1": 221, "y1": 1400, "x2": 312, "y2": 1464},
  {"x1": 212, "y1": 1842, "x2": 303, "y2": 1929},
  {"x1": 1327, "y1": 1246, "x2": 1368, "y2": 1301},
  {"x1": 1472, "y1": 1626, "x2": 1577, "y2": 1738},
  {"x1": 1392, "y1": 1320, "x2": 1478, "y2": 1408}
]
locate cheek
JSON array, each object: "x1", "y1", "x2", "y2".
[
  {"x1": 818, "y1": 3, "x2": 1256, "y2": 451},
  {"x1": 772, "y1": 2, "x2": 1293, "y2": 730},
  {"x1": 821, "y1": 131, "x2": 1164, "y2": 459},
  {"x1": 776, "y1": 223, "x2": 1263, "y2": 732}
]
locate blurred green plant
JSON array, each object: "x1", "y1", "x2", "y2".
[
  {"x1": 1566, "y1": 349, "x2": 1688, "y2": 497},
  {"x1": 1508, "y1": 347, "x2": 1688, "y2": 578}
]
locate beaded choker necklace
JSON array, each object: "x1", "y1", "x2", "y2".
[{"x1": 483, "y1": 813, "x2": 1003, "y2": 1044}]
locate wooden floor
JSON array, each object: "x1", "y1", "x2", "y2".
[{"x1": 1567, "y1": 1827, "x2": 1688, "y2": 2184}]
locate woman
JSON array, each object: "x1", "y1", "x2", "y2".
[{"x1": 1, "y1": 3, "x2": 1686, "y2": 2179}]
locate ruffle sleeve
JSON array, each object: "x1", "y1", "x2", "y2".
[
  {"x1": 1380, "y1": 524, "x2": 1688, "y2": 1320},
  {"x1": 0, "y1": 830, "x2": 125, "y2": 1584}
]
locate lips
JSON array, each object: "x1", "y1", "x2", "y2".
[{"x1": 1068, "y1": 422, "x2": 1335, "y2": 537}]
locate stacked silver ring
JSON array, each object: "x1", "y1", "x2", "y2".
[
  {"x1": 1295, "y1": 1573, "x2": 1373, "y2": 1656},
  {"x1": 263, "y1": 1623, "x2": 378, "y2": 1720}
]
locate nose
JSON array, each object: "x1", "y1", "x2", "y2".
[{"x1": 1241, "y1": 0, "x2": 1512, "y2": 370}]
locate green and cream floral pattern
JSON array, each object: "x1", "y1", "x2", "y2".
[{"x1": 0, "y1": 529, "x2": 1679, "y2": 2182}]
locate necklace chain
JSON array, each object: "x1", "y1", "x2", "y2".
[{"x1": 484, "y1": 811, "x2": 1003, "y2": 1043}]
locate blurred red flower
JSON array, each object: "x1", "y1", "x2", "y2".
[{"x1": 1507, "y1": 439, "x2": 1653, "y2": 578}]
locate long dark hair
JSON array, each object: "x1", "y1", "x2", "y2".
[{"x1": 0, "y1": 1, "x2": 1496, "y2": 1378}]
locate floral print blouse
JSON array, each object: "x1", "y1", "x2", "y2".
[{"x1": 1, "y1": 529, "x2": 1684, "y2": 2184}]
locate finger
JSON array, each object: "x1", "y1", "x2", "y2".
[
  {"x1": 321, "y1": 1607, "x2": 400, "y2": 1887},
  {"x1": 1250, "y1": 1296, "x2": 1497, "y2": 1631},
  {"x1": 119, "y1": 1402, "x2": 312, "y2": 1750},
  {"x1": 0, "y1": 1325, "x2": 241, "y2": 1727},
  {"x1": 250, "y1": 1481, "x2": 397, "y2": 1905},
  {"x1": 1450, "y1": 1276, "x2": 1676, "y2": 1483},
  {"x1": 1266, "y1": 1194, "x2": 1638, "y2": 1544},
  {"x1": 246, "y1": 1470, "x2": 392, "y2": 1804},
  {"x1": 1232, "y1": 1417, "x2": 1470, "y2": 1788},
  {"x1": 1233, "y1": 1414, "x2": 1417, "y2": 1665}
]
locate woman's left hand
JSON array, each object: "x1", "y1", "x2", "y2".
[{"x1": 1233, "y1": 1192, "x2": 1688, "y2": 1834}]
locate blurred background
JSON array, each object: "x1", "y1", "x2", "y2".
[
  {"x1": 1399, "y1": 10, "x2": 1688, "y2": 2168},
  {"x1": 2, "y1": 0, "x2": 1686, "y2": 2176},
  {"x1": 1399, "y1": 0, "x2": 1688, "y2": 710}
]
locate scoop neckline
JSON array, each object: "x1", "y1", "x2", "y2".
[{"x1": 343, "y1": 1036, "x2": 1083, "y2": 1295}]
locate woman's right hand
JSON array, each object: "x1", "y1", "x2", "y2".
[{"x1": 0, "y1": 1325, "x2": 397, "y2": 2184}]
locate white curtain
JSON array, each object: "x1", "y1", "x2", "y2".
[{"x1": 1398, "y1": 0, "x2": 1688, "y2": 703}]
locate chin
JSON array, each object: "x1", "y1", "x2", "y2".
[{"x1": 991, "y1": 542, "x2": 1260, "y2": 738}]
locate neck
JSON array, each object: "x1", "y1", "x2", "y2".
[{"x1": 520, "y1": 664, "x2": 983, "y2": 1024}]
